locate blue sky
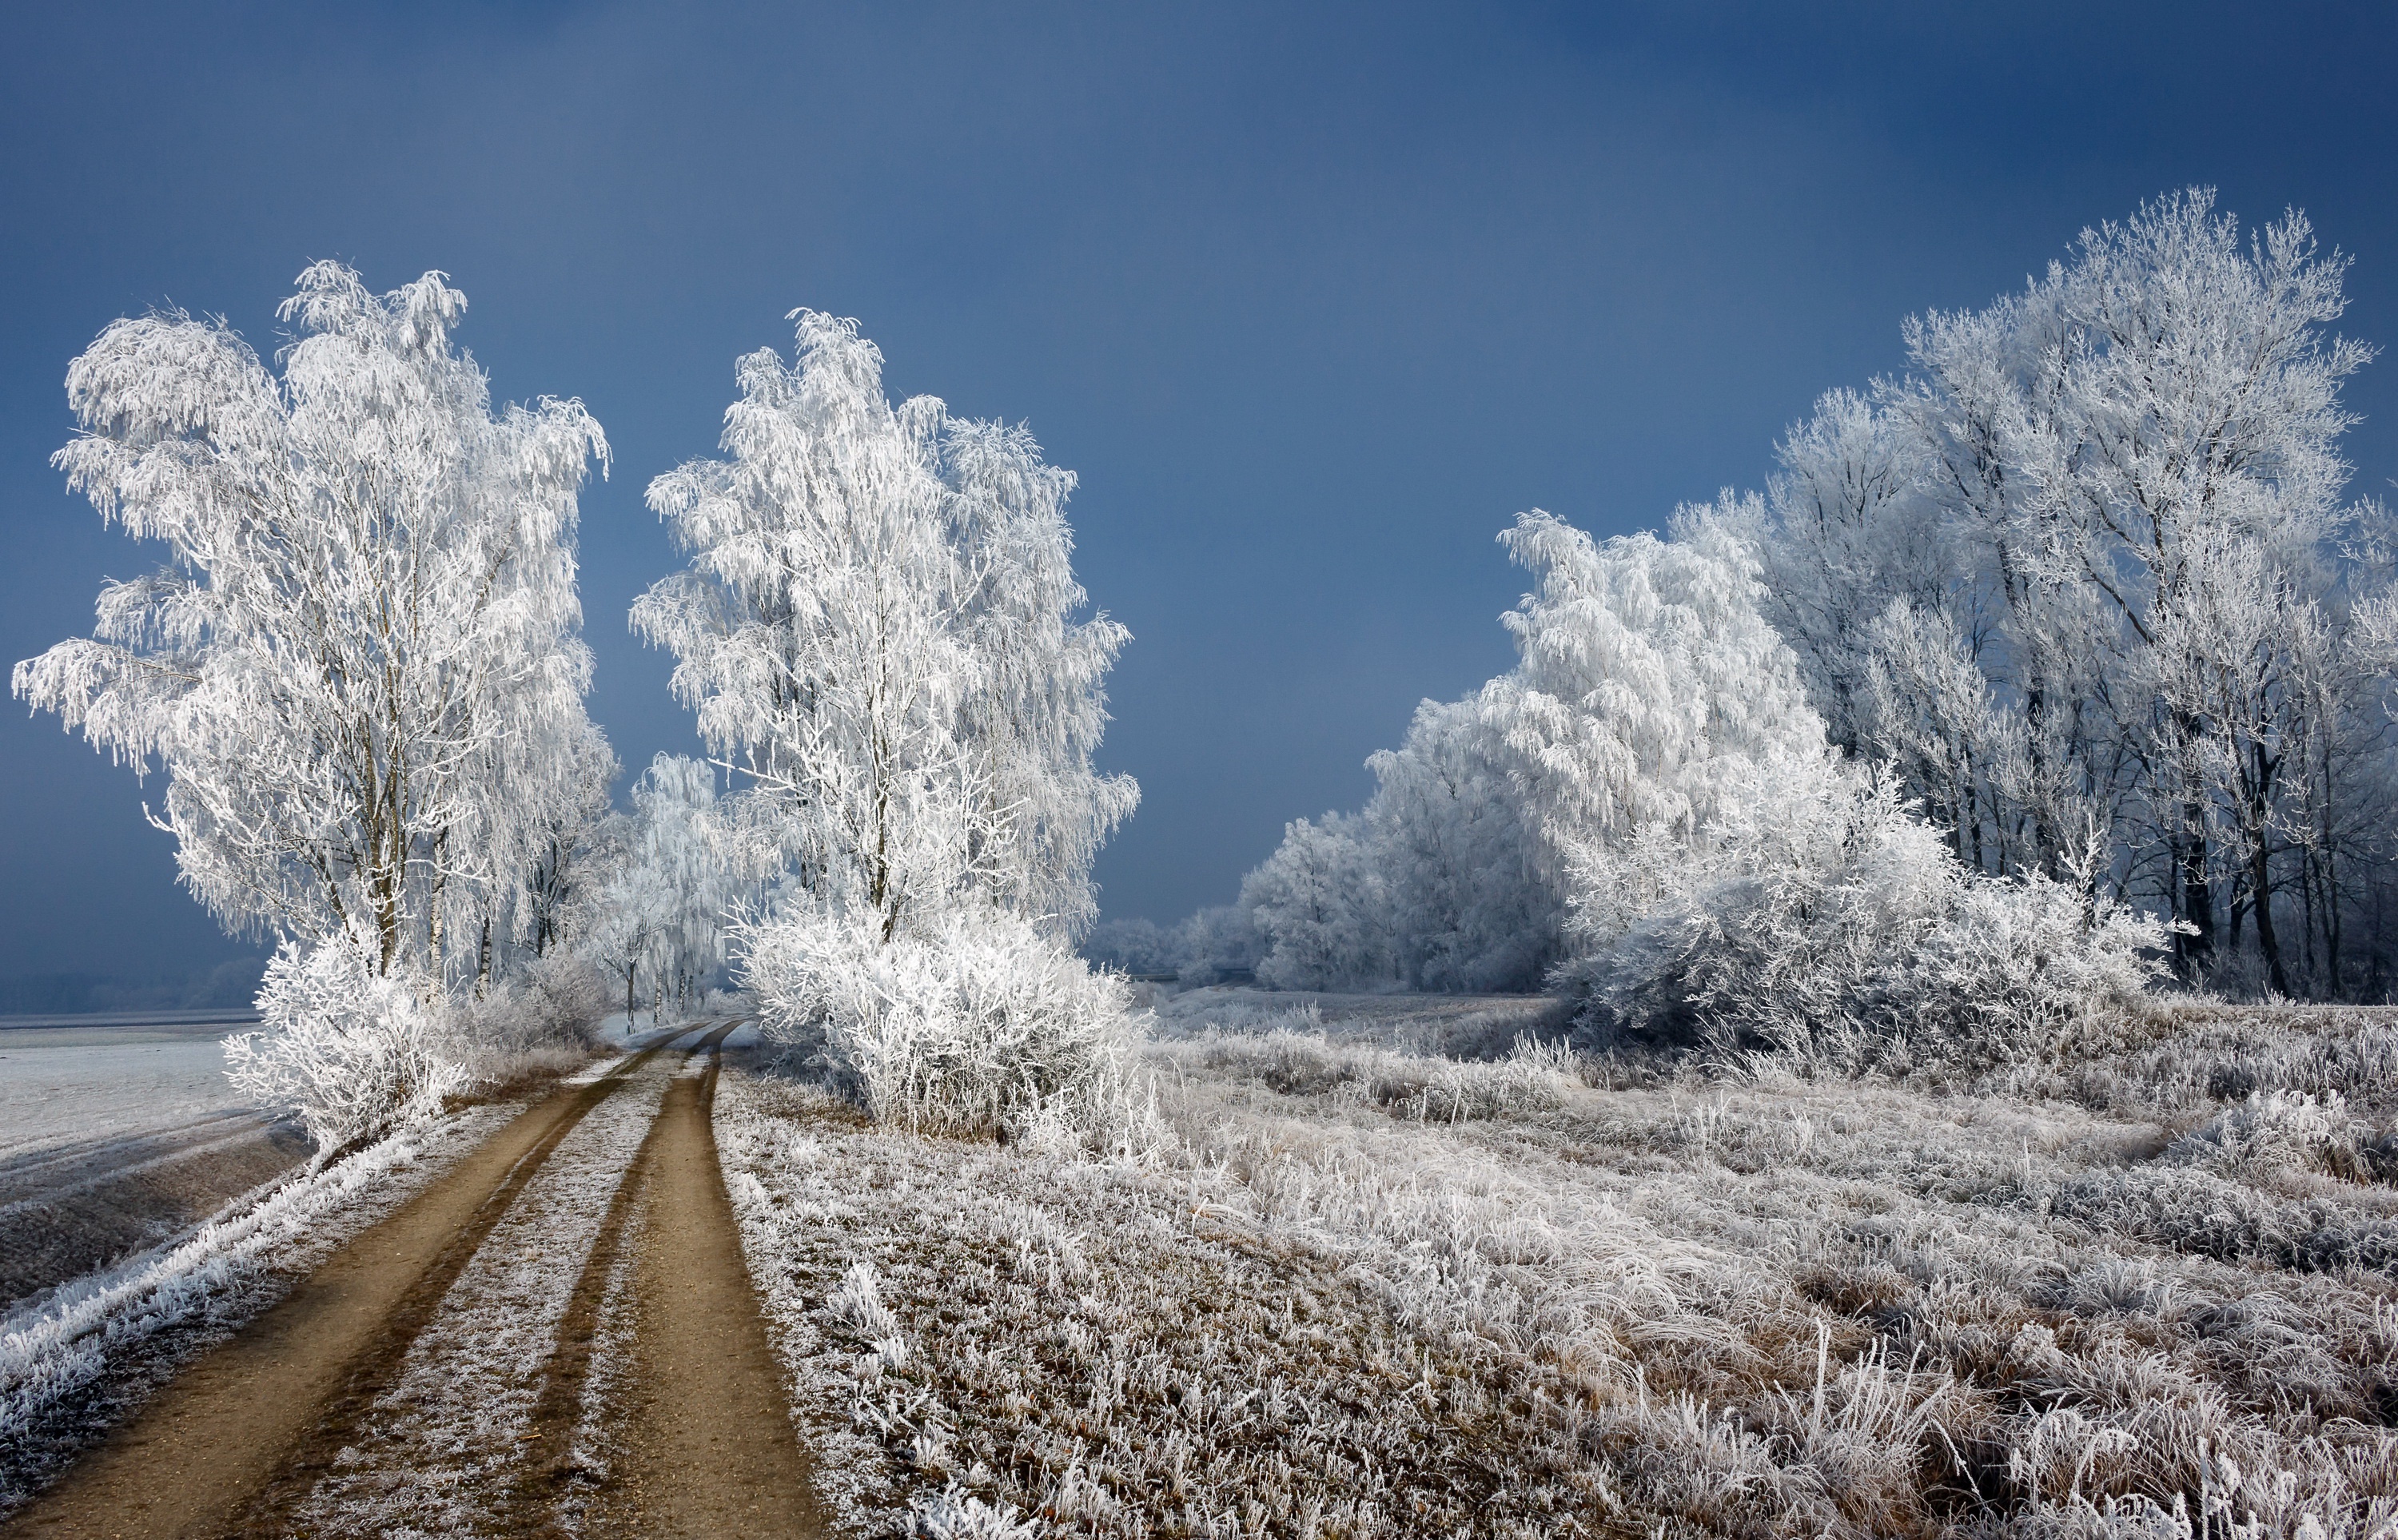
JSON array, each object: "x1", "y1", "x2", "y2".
[{"x1": 5, "y1": 1, "x2": 2396, "y2": 981}]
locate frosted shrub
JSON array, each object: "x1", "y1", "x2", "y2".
[
  {"x1": 747, "y1": 906, "x2": 1141, "y2": 1144},
  {"x1": 225, "y1": 928, "x2": 468, "y2": 1155},
  {"x1": 2165, "y1": 1091, "x2": 2364, "y2": 1178},
  {"x1": 1570, "y1": 772, "x2": 2169, "y2": 1072},
  {"x1": 446, "y1": 949, "x2": 610, "y2": 1057}
]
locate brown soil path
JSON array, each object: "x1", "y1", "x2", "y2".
[
  {"x1": 584, "y1": 1029, "x2": 830, "y2": 1538},
  {"x1": 0, "y1": 1029, "x2": 699, "y2": 1540}
]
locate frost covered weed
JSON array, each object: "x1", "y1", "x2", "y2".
[
  {"x1": 1159, "y1": 1025, "x2": 1577, "y2": 1123},
  {"x1": 1977, "y1": 999, "x2": 2398, "y2": 1130},
  {"x1": 2164, "y1": 1092, "x2": 2369, "y2": 1179},
  {"x1": 719, "y1": 992, "x2": 2398, "y2": 1537}
]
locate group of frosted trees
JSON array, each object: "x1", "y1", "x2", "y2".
[
  {"x1": 29, "y1": 187, "x2": 2398, "y2": 1144},
  {"x1": 1181, "y1": 191, "x2": 2398, "y2": 1055},
  {"x1": 17, "y1": 274, "x2": 1136, "y2": 1147}
]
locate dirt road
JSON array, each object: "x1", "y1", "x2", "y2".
[{"x1": 1, "y1": 1025, "x2": 826, "y2": 1539}]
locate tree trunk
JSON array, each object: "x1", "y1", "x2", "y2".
[
  {"x1": 2250, "y1": 838, "x2": 2291, "y2": 997},
  {"x1": 2177, "y1": 825, "x2": 2217, "y2": 979}
]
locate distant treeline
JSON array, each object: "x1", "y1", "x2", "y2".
[{"x1": 0, "y1": 958, "x2": 267, "y2": 1016}]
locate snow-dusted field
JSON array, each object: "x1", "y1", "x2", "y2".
[
  {"x1": 717, "y1": 989, "x2": 2398, "y2": 1538},
  {"x1": 0, "y1": 1021, "x2": 261, "y2": 1161},
  {"x1": 0, "y1": 1017, "x2": 313, "y2": 1313}
]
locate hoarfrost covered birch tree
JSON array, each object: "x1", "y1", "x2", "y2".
[
  {"x1": 637, "y1": 311, "x2": 1140, "y2": 1136},
  {"x1": 1237, "y1": 504, "x2": 2165, "y2": 1064},
  {"x1": 14, "y1": 263, "x2": 615, "y2": 1143},
  {"x1": 1764, "y1": 188, "x2": 2398, "y2": 995}
]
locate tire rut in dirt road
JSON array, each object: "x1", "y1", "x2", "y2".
[
  {"x1": 499, "y1": 1021, "x2": 741, "y2": 1536},
  {"x1": 582, "y1": 1027, "x2": 830, "y2": 1539},
  {"x1": 0, "y1": 1029, "x2": 703, "y2": 1540}
]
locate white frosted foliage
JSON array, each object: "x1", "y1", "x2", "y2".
[
  {"x1": 638, "y1": 311, "x2": 1138, "y2": 1132},
  {"x1": 15, "y1": 264, "x2": 615, "y2": 1143},
  {"x1": 13, "y1": 263, "x2": 612, "y2": 989}
]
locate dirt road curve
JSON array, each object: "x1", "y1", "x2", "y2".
[{"x1": 2, "y1": 1025, "x2": 827, "y2": 1539}]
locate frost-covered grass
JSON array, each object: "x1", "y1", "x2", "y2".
[{"x1": 718, "y1": 992, "x2": 2398, "y2": 1538}]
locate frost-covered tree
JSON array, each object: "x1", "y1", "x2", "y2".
[
  {"x1": 1480, "y1": 504, "x2": 1838, "y2": 952},
  {"x1": 638, "y1": 311, "x2": 1140, "y2": 1135},
  {"x1": 946, "y1": 420, "x2": 1142, "y2": 937},
  {"x1": 1241, "y1": 812, "x2": 1392, "y2": 990},
  {"x1": 14, "y1": 264, "x2": 611, "y2": 994},
  {"x1": 1241, "y1": 506, "x2": 1834, "y2": 993},
  {"x1": 1362, "y1": 697, "x2": 1555, "y2": 991},
  {"x1": 1759, "y1": 188, "x2": 2398, "y2": 993},
  {"x1": 516, "y1": 720, "x2": 621, "y2": 964},
  {"x1": 634, "y1": 311, "x2": 1134, "y2": 945},
  {"x1": 624, "y1": 754, "x2": 750, "y2": 1010},
  {"x1": 1080, "y1": 916, "x2": 1183, "y2": 976}
]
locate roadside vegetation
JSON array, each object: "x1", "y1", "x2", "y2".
[{"x1": 720, "y1": 988, "x2": 2398, "y2": 1538}]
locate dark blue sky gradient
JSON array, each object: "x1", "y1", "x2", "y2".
[{"x1": 6, "y1": 2, "x2": 2397, "y2": 980}]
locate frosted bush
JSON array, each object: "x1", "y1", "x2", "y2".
[
  {"x1": 747, "y1": 905, "x2": 1141, "y2": 1144},
  {"x1": 1567, "y1": 770, "x2": 2169, "y2": 1072},
  {"x1": 444, "y1": 949, "x2": 610, "y2": 1058},
  {"x1": 225, "y1": 928, "x2": 468, "y2": 1155},
  {"x1": 2165, "y1": 1091, "x2": 2364, "y2": 1178}
]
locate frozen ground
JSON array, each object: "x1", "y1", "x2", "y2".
[
  {"x1": 286, "y1": 1041, "x2": 679, "y2": 1535},
  {"x1": 0, "y1": 1017, "x2": 306, "y2": 1311},
  {"x1": 717, "y1": 989, "x2": 2398, "y2": 1538},
  {"x1": 0, "y1": 1018, "x2": 264, "y2": 1160},
  {"x1": 1, "y1": 1021, "x2": 818, "y2": 1535},
  {"x1": 0, "y1": 1094, "x2": 520, "y2": 1514}
]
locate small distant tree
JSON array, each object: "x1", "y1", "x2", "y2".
[{"x1": 1242, "y1": 813, "x2": 1391, "y2": 990}]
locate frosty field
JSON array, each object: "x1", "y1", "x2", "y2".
[
  {"x1": 0, "y1": 1018, "x2": 263, "y2": 1161},
  {"x1": 714, "y1": 988, "x2": 2398, "y2": 1538},
  {"x1": 0, "y1": 1017, "x2": 309, "y2": 1312}
]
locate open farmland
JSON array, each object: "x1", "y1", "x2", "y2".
[
  {"x1": 715, "y1": 988, "x2": 2398, "y2": 1538},
  {"x1": 0, "y1": 1015, "x2": 308, "y2": 1312}
]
